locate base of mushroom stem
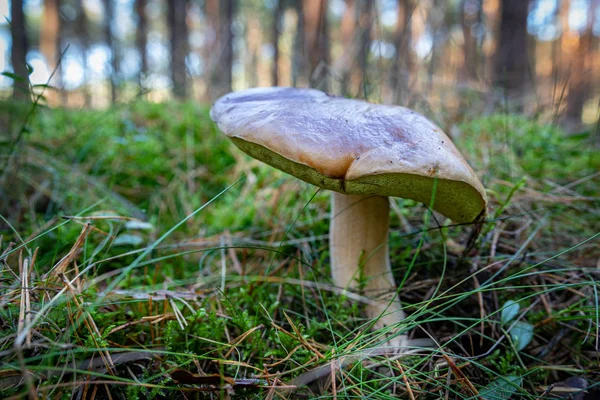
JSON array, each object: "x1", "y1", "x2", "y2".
[
  {"x1": 329, "y1": 192, "x2": 407, "y2": 349},
  {"x1": 364, "y1": 296, "x2": 408, "y2": 350}
]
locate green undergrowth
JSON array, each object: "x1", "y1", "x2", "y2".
[{"x1": 0, "y1": 100, "x2": 599, "y2": 399}]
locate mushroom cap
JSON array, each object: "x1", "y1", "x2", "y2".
[{"x1": 210, "y1": 87, "x2": 487, "y2": 223}]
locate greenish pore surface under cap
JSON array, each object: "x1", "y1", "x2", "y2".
[{"x1": 231, "y1": 137, "x2": 486, "y2": 223}]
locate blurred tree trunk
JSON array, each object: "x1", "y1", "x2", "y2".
[
  {"x1": 292, "y1": 0, "x2": 305, "y2": 87},
  {"x1": 339, "y1": 0, "x2": 355, "y2": 95},
  {"x1": 457, "y1": 0, "x2": 483, "y2": 116},
  {"x1": 592, "y1": 0, "x2": 600, "y2": 141},
  {"x1": 271, "y1": 0, "x2": 283, "y2": 86},
  {"x1": 58, "y1": 1, "x2": 66, "y2": 104},
  {"x1": 209, "y1": 0, "x2": 235, "y2": 99},
  {"x1": 220, "y1": 0, "x2": 235, "y2": 95},
  {"x1": 390, "y1": 0, "x2": 413, "y2": 105},
  {"x1": 494, "y1": 0, "x2": 529, "y2": 99},
  {"x1": 246, "y1": 20, "x2": 259, "y2": 87},
  {"x1": 551, "y1": 0, "x2": 567, "y2": 119},
  {"x1": 248, "y1": 47, "x2": 258, "y2": 87},
  {"x1": 135, "y1": 0, "x2": 148, "y2": 91},
  {"x1": 205, "y1": 0, "x2": 219, "y2": 99},
  {"x1": 426, "y1": 0, "x2": 444, "y2": 94},
  {"x1": 167, "y1": 0, "x2": 189, "y2": 99},
  {"x1": 566, "y1": 0, "x2": 597, "y2": 122},
  {"x1": 460, "y1": 0, "x2": 482, "y2": 81},
  {"x1": 41, "y1": 0, "x2": 59, "y2": 71},
  {"x1": 303, "y1": 0, "x2": 329, "y2": 90},
  {"x1": 41, "y1": 0, "x2": 60, "y2": 104},
  {"x1": 10, "y1": 0, "x2": 29, "y2": 101},
  {"x1": 103, "y1": 0, "x2": 117, "y2": 103},
  {"x1": 356, "y1": 0, "x2": 373, "y2": 98},
  {"x1": 75, "y1": 0, "x2": 90, "y2": 106}
]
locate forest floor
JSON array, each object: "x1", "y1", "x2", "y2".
[{"x1": 0, "y1": 98, "x2": 599, "y2": 399}]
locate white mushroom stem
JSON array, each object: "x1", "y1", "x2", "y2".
[{"x1": 330, "y1": 193, "x2": 407, "y2": 347}]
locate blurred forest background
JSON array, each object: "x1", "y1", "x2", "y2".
[
  {"x1": 1, "y1": 2, "x2": 599, "y2": 397},
  {"x1": 2, "y1": 0, "x2": 599, "y2": 129}
]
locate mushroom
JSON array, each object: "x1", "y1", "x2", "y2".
[{"x1": 210, "y1": 87, "x2": 487, "y2": 348}]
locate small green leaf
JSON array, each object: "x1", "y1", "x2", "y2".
[
  {"x1": 32, "y1": 83, "x2": 57, "y2": 90},
  {"x1": 509, "y1": 321, "x2": 534, "y2": 351},
  {"x1": 1, "y1": 71, "x2": 26, "y2": 82},
  {"x1": 124, "y1": 220, "x2": 154, "y2": 231},
  {"x1": 481, "y1": 376, "x2": 522, "y2": 400},
  {"x1": 566, "y1": 131, "x2": 590, "y2": 141},
  {"x1": 500, "y1": 300, "x2": 520, "y2": 325},
  {"x1": 113, "y1": 233, "x2": 144, "y2": 247}
]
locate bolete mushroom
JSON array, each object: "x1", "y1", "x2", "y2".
[{"x1": 210, "y1": 87, "x2": 486, "y2": 348}]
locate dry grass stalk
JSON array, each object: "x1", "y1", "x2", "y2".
[
  {"x1": 63, "y1": 215, "x2": 143, "y2": 221},
  {"x1": 264, "y1": 345, "x2": 304, "y2": 368},
  {"x1": 44, "y1": 223, "x2": 92, "y2": 279},
  {"x1": 225, "y1": 324, "x2": 264, "y2": 358},
  {"x1": 395, "y1": 360, "x2": 417, "y2": 400},
  {"x1": 330, "y1": 348, "x2": 337, "y2": 399},
  {"x1": 60, "y1": 273, "x2": 116, "y2": 376},
  {"x1": 441, "y1": 353, "x2": 480, "y2": 399},
  {"x1": 17, "y1": 257, "x2": 32, "y2": 347},
  {"x1": 168, "y1": 297, "x2": 188, "y2": 329},
  {"x1": 282, "y1": 311, "x2": 325, "y2": 359}
]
